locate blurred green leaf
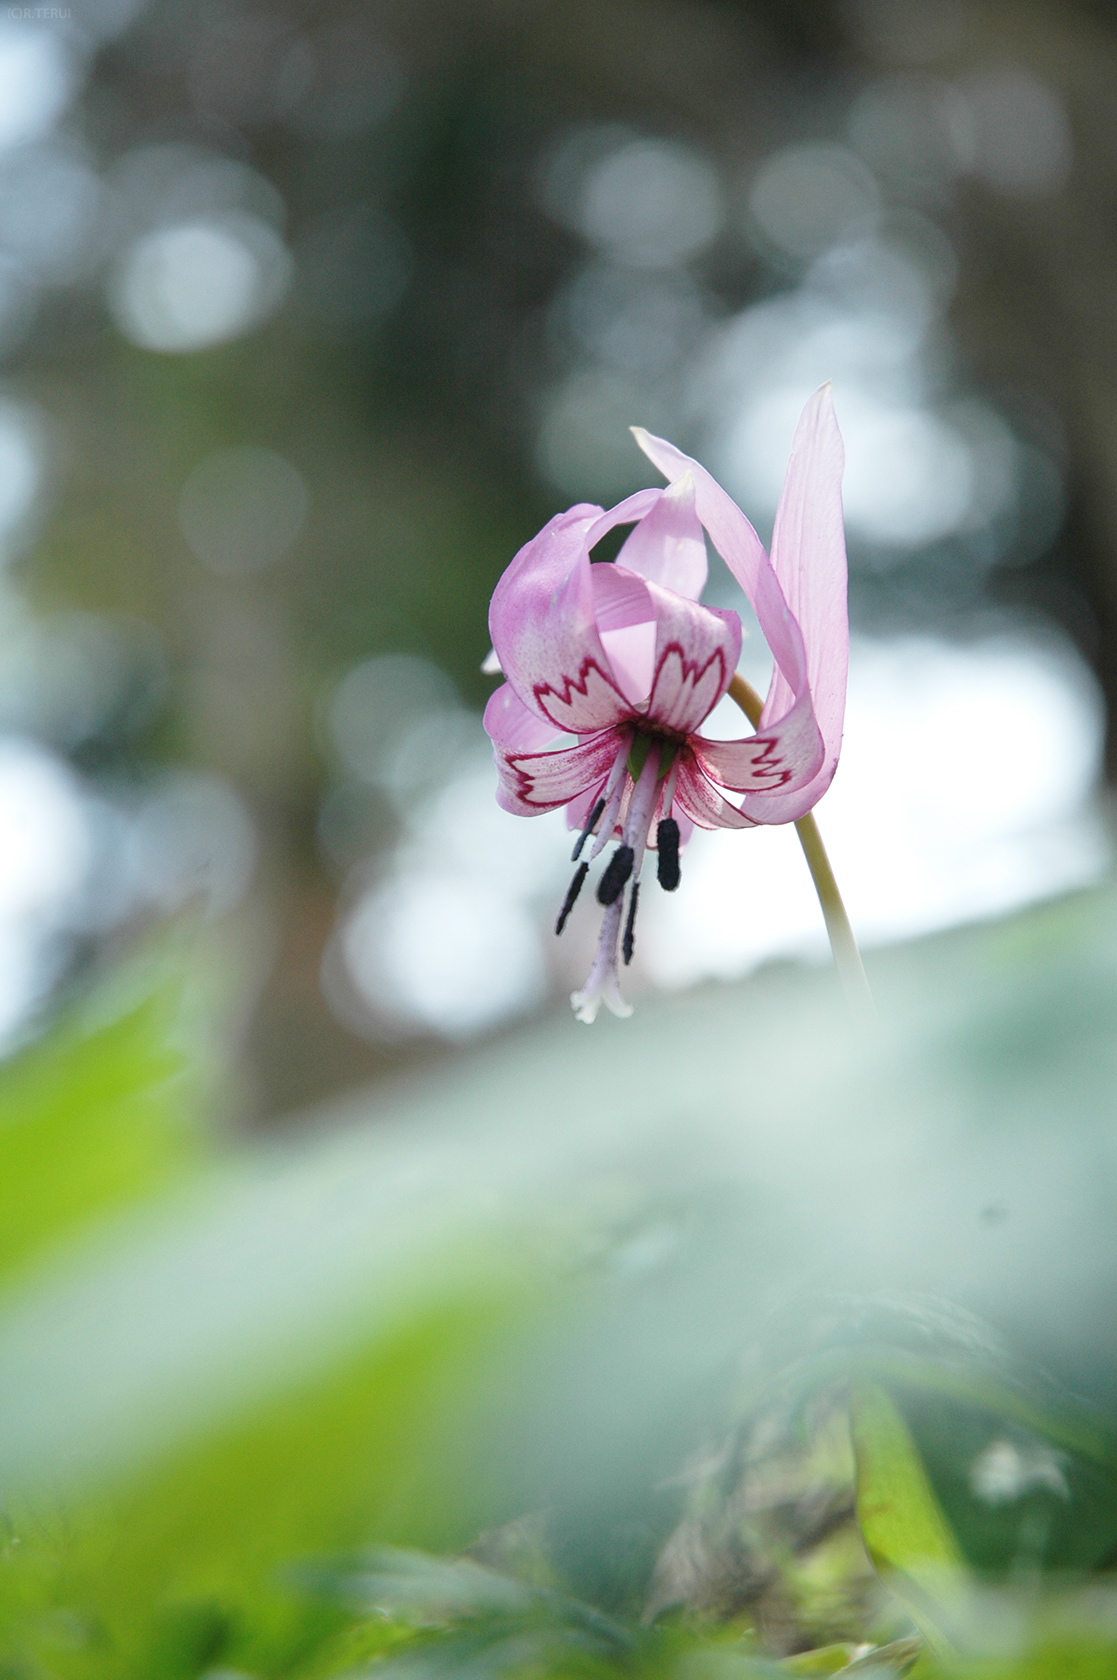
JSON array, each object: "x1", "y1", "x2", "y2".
[
  {"x1": 0, "y1": 1274, "x2": 558, "y2": 1678},
  {"x1": 850, "y1": 1383, "x2": 969, "y2": 1659},
  {"x1": 781, "y1": 1644, "x2": 860, "y2": 1673},
  {"x1": 764, "y1": 1316, "x2": 1117, "y2": 1582},
  {"x1": 7, "y1": 889, "x2": 1117, "y2": 1673},
  {"x1": 836, "y1": 1638, "x2": 923, "y2": 1674},
  {"x1": 920, "y1": 1639, "x2": 1117, "y2": 1679},
  {"x1": 297, "y1": 1544, "x2": 632, "y2": 1644},
  {"x1": 892, "y1": 1387, "x2": 1117, "y2": 1580},
  {"x1": 0, "y1": 962, "x2": 203, "y2": 1287},
  {"x1": 771, "y1": 1342, "x2": 1117, "y2": 1479},
  {"x1": 299, "y1": 1545, "x2": 542, "y2": 1621},
  {"x1": 287, "y1": 1543, "x2": 639, "y2": 1680}
]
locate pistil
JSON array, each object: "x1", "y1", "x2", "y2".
[
  {"x1": 622, "y1": 741, "x2": 662, "y2": 879},
  {"x1": 571, "y1": 739, "x2": 660, "y2": 1022},
  {"x1": 589, "y1": 733, "x2": 635, "y2": 861},
  {"x1": 571, "y1": 895, "x2": 631, "y2": 1023}
]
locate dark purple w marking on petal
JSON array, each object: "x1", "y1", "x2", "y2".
[
  {"x1": 497, "y1": 730, "x2": 621, "y2": 811},
  {"x1": 741, "y1": 735, "x2": 795, "y2": 783},
  {"x1": 646, "y1": 642, "x2": 731, "y2": 736},
  {"x1": 533, "y1": 657, "x2": 630, "y2": 733}
]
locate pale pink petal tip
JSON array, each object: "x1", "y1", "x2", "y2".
[{"x1": 481, "y1": 647, "x2": 502, "y2": 674}]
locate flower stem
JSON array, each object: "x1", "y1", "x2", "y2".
[
  {"x1": 727, "y1": 675, "x2": 875, "y2": 1021},
  {"x1": 792, "y1": 809, "x2": 876, "y2": 1021}
]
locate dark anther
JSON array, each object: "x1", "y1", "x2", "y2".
[
  {"x1": 596, "y1": 844, "x2": 634, "y2": 905},
  {"x1": 571, "y1": 798, "x2": 606, "y2": 862},
  {"x1": 555, "y1": 862, "x2": 588, "y2": 935},
  {"x1": 656, "y1": 818, "x2": 681, "y2": 891},
  {"x1": 622, "y1": 882, "x2": 640, "y2": 966}
]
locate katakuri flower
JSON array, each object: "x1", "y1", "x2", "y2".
[{"x1": 483, "y1": 383, "x2": 848, "y2": 1023}]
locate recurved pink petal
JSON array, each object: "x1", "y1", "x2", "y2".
[
  {"x1": 631, "y1": 427, "x2": 809, "y2": 699},
  {"x1": 755, "y1": 382, "x2": 847, "y2": 822},
  {"x1": 692, "y1": 688, "x2": 823, "y2": 794},
  {"x1": 488, "y1": 506, "x2": 632, "y2": 735},
  {"x1": 672, "y1": 755, "x2": 757, "y2": 830},
  {"x1": 615, "y1": 471, "x2": 707, "y2": 600},
  {"x1": 583, "y1": 488, "x2": 661, "y2": 549},
  {"x1": 494, "y1": 728, "x2": 625, "y2": 817},
  {"x1": 643, "y1": 581, "x2": 741, "y2": 736},
  {"x1": 483, "y1": 681, "x2": 562, "y2": 753}
]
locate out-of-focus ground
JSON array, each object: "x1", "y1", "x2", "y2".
[
  {"x1": 1, "y1": 0, "x2": 1116, "y2": 1117},
  {"x1": 5, "y1": 883, "x2": 1117, "y2": 1674}
]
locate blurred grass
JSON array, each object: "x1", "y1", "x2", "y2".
[
  {"x1": 850, "y1": 1384, "x2": 967, "y2": 1660},
  {"x1": 3, "y1": 885, "x2": 1117, "y2": 1673},
  {"x1": 4, "y1": 1291, "x2": 545, "y2": 1677},
  {"x1": 0, "y1": 968, "x2": 201, "y2": 1287}
]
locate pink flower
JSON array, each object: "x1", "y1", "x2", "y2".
[{"x1": 484, "y1": 384, "x2": 847, "y2": 1023}]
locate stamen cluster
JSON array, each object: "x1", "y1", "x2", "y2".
[{"x1": 553, "y1": 733, "x2": 684, "y2": 1022}]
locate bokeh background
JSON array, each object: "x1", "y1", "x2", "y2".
[
  {"x1": 9, "y1": 4, "x2": 1117, "y2": 1673},
  {"x1": 0, "y1": 0, "x2": 1115, "y2": 1115}
]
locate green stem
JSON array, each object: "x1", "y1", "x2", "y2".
[{"x1": 727, "y1": 675, "x2": 876, "y2": 1021}]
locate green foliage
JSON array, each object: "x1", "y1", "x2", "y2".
[
  {"x1": 850, "y1": 1384, "x2": 968, "y2": 1659},
  {"x1": 929, "y1": 1645, "x2": 1117, "y2": 1679},
  {"x1": 0, "y1": 962, "x2": 202, "y2": 1284},
  {"x1": 0, "y1": 1208, "x2": 560, "y2": 1676},
  {"x1": 5, "y1": 893, "x2": 1117, "y2": 1675}
]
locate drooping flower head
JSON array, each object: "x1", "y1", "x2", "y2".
[{"x1": 484, "y1": 384, "x2": 847, "y2": 1022}]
